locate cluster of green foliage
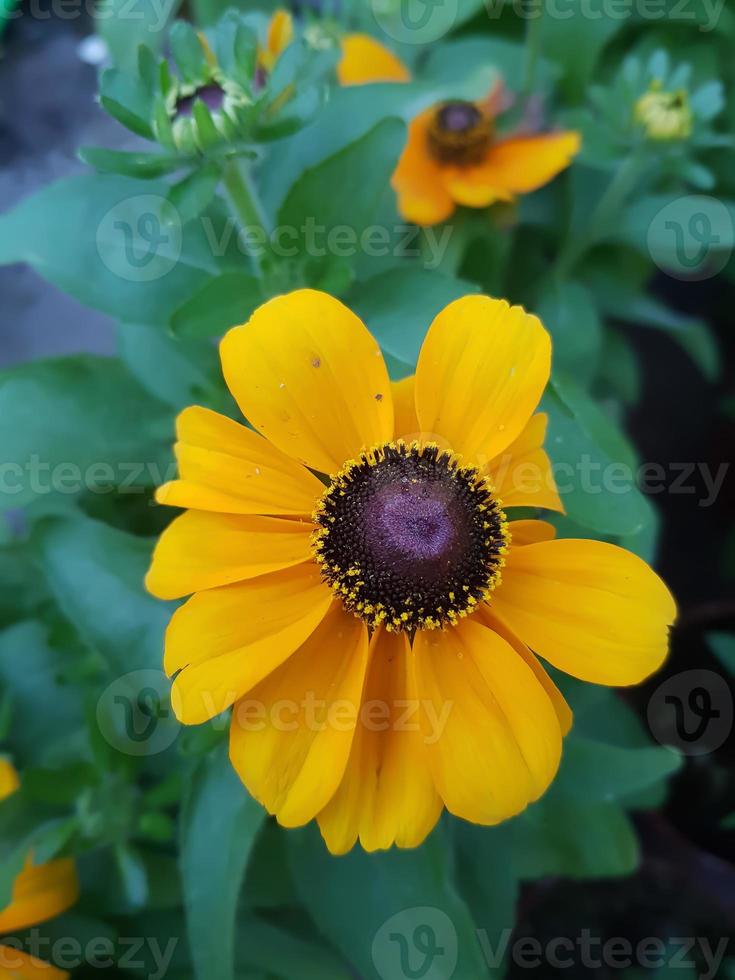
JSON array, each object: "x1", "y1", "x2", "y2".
[{"x1": 1, "y1": 0, "x2": 734, "y2": 978}]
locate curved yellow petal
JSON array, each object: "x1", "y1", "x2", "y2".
[
  {"x1": 220, "y1": 290, "x2": 393, "y2": 475},
  {"x1": 415, "y1": 295, "x2": 551, "y2": 463},
  {"x1": 0, "y1": 859, "x2": 78, "y2": 933},
  {"x1": 146, "y1": 511, "x2": 314, "y2": 600},
  {"x1": 392, "y1": 110, "x2": 455, "y2": 227},
  {"x1": 0, "y1": 759, "x2": 19, "y2": 802},
  {"x1": 259, "y1": 9, "x2": 293, "y2": 72},
  {"x1": 317, "y1": 629, "x2": 442, "y2": 854},
  {"x1": 413, "y1": 617, "x2": 561, "y2": 825},
  {"x1": 477, "y1": 131, "x2": 581, "y2": 195},
  {"x1": 491, "y1": 539, "x2": 676, "y2": 685},
  {"x1": 337, "y1": 33, "x2": 411, "y2": 86},
  {"x1": 442, "y1": 167, "x2": 513, "y2": 208},
  {"x1": 229, "y1": 603, "x2": 368, "y2": 827},
  {"x1": 486, "y1": 413, "x2": 563, "y2": 511},
  {"x1": 391, "y1": 375, "x2": 420, "y2": 440},
  {"x1": 155, "y1": 406, "x2": 323, "y2": 516},
  {"x1": 476, "y1": 604, "x2": 572, "y2": 735},
  {"x1": 0, "y1": 946, "x2": 68, "y2": 980},
  {"x1": 507, "y1": 519, "x2": 557, "y2": 547},
  {"x1": 166, "y1": 563, "x2": 333, "y2": 724}
]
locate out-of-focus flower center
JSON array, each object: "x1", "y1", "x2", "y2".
[
  {"x1": 175, "y1": 82, "x2": 226, "y2": 117},
  {"x1": 428, "y1": 100, "x2": 494, "y2": 164},
  {"x1": 634, "y1": 84, "x2": 692, "y2": 141},
  {"x1": 312, "y1": 442, "x2": 509, "y2": 632}
]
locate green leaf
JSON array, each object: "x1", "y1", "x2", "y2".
[
  {"x1": 170, "y1": 272, "x2": 263, "y2": 338},
  {"x1": 0, "y1": 620, "x2": 86, "y2": 766},
  {"x1": 542, "y1": 376, "x2": 651, "y2": 535},
  {"x1": 167, "y1": 165, "x2": 223, "y2": 225},
  {"x1": 236, "y1": 916, "x2": 352, "y2": 979},
  {"x1": 277, "y1": 118, "x2": 406, "y2": 281},
  {"x1": 707, "y1": 632, "x2": 735, "y2": 675},
  {"x1": 99, "y1": 68, "x2": 155, "y2": 138},
  {"x1": 539, "y1": 0, "x2": 625, "y2": 101},
  {"x1": 0, "y1": 355, "x2": 169, "y2": 510},
  {"x1": 288, "y1": 823, "x2": 489, "y2": 980},
  {"x1": 170, "y1": 20, "x2": 208, "y2": 84},
  {"x1": 32, "y1": 514, "x2": 174, "y2": 674},
  {"x1": 536, "y1": 281, "x2": 602, "y2": 385},
  {"x1": 552, "y1": 735, "x2": 682, "y2": 801},
  {"x1": 348, "y1": 268, "x2": 478, "y2": 369},
  {"x1": 0, "y1": 174, "x2": 237, "y2": 323},
  {"x1": 512, "y1": 798, "x2": 639, "y2": 879},
  {"x1": 97, "y1": 0, "x2": 178, "y2": 69},
  {"x1": 181, "y1": 746, "x2": 265, "y2": 980},
  {"x1": 79, "y1": 147, "x2": 186, "y2": 179},
  {"x1": 118, "y1": 322, "x2": 224, "y2": 410}
]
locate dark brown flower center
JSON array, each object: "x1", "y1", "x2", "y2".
[
  {"x1": 312, "y1": 442, "x2": 508, "y2": 632},
  {"x1": 428, "y1": 100, "x2": 493, "y2": 165}
]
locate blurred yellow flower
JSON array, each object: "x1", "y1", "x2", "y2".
[
  {"x1": 260, "y1": 9, "x2": 410, "y2": 85},
  {"x1": 393, "y1": 97, "x2": 580, "y2": 226},
  {"x1": 0, "y1": 762, "x2": 79, "y2": 979},
  {"x1": 147, "y1": 289, "x2": 675, "y2": 855}
]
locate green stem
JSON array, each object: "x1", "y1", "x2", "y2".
[
  {"x1": 522, "y1": 1, "x2": 545, "y2": 95},
  {"x1": 222, "y1": 158, "x2": 270, "y2": 264},
  {"x1": 553, "y1": 146, "x2": 649, "y2": 282}
]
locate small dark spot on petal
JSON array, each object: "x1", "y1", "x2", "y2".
[
  {"x1": 375, "y1": 393, "x2": 383, "y2": 401},
  {"x1": 312, "y1": 357, "x2": 321, "y2": 368}
]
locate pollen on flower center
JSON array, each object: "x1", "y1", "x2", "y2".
[
  {"x1": 428, "y1": 100, "x2": 494, "y2": 165},
  {"x1": 311, "y1": 442, "x2": 509, "y2": 632}
]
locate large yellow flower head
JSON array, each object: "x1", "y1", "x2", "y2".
[
  {"x1": 0, "y1": 761, "x2": 79, "y2": 979},
  {"x1": 147, "y1": 290, "x2": 675, "y2": 855},
  {"x1": 393, "y1": 96, "x2": 580, "y2": 226}
]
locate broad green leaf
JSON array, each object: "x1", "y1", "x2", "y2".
[
  {"x1": 422, "y1": 36, "x2": 559, "y2": 96},
  {"x1": 288, "y1": 823, "x2": 489, "y2": 980},
  {"x1": 539, "y1": 0, "x2": 626, "y2": 101},
  {"x1": 348, "y1": 268, "x2": 478, "y2": 369},
  {"x1": 512, "y1": 798, "x2": 639, "y2": 879},
  {"x1": 0, "y1": 620, "x2": 86, "y2": 766},
  {"x1": 181, "y1": 746, "x2": 265, "y2": 980},
  {"x1": 118, "y1": 322, "x2": 223, "y2": 409},
  {"x1": 536, "y1": 281, "x2": 602, "y2": 384},
  {"x1": 168, "y1": 165, "x2": 223, "y2": 225},
  {"x1": 98, "y1": 68, "x2": 156, "y2": 138},
  {"x1": 551, "y1": 735, "x2": 682, "y2": 801},
  {"x1": 170, "y1": 272, "x2": 263, "y2": 338},
  {"x1": 31, "y1": 514, "x2": 174, "y2": 674},
  {"x1": 79, "y1": 147, "x2": 186, "y2": 179},
  {"x1": 97, "y1": 0, "x2": 178, "y2": 69},
  {"x1": 236, "y1": 916, "x2": 352, "y2": 980},
  {"x1": 276, "y1": 118, "x2": 406, "y2": 283},
  {"x1": 0, "y1": 355, "x2": 170, "y2": 510},
  {"x1": 0, "y1": 175, "x2": 237, "y2": 323},
  {"x1": 542, "y1": 375, "x2": 651, "y2": 536}
]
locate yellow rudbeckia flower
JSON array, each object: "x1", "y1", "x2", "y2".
[
  {"x1": 259, "y1": 9, "x2": 410, "y2": 85},
  {"x1": 146, "y1": 289, "x2": 675, "y2": 855},
  {"x1": 0, "y1": 761, "x2": 79, "y2": 979},
  {"x1": 393, "y1": 98, "x2": 580, "y2": 226}
]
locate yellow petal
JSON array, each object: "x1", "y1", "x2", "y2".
[
  {"x1": 507, "y1": 519, "x2": 557, "y2": 547},
  {"x1": 337, "y1": 33, "x2": 411, "y2": 86},
  {"x1": 220, "y1": 290, "x2": 393, "y2": 475},
  {"x1": 0, "y1": 946, "x2": 68, "y2": 980},
  {"x1": 486, "y1": 413, "x2": 563, "y2": 511},
  {"x1": 166, "y1": 563, "x2": 332, "y2": 724},
  {"x1": 229, "y1": 603, "x2": 368, "y2": 827},
  {"x1": 491, "y1": 539, "x2": 676, "y2": 685},
  {"x1": 259, "y1": 9, "x2": 293, "y2": 72},
  {"x1": 476, "y1": 604, "x2": 572, "y2": 735},
  {"x1": 317, "y1": 629, "x2": 442, "y2": 854},
  {"x1": 392, "y1": 110, "x2": 455, "y2": 227},
  {"x1": 0, "y1": 859, "x2": 78, "y2": 933},
  {"x1": 0, "y1": 759, "x2": 19, "y2": 802},
  {"x1": 155, "y1": 406, "x2": 323, "y2": 516},
  {"x1": 415, "y1": 295, "x2": 551, "y2": 463},
  {"x1": 146, "y1": 511, "x2": 314, "y2": 600},
  {"x1": 443, "y1": 168, "x2": 513, "y2": 208},
  {"x1": 413, "y1": 618, "x2": 561, "y2": 825},
  {"x1": 391, "y1": 375, "x2": 420, "y2": 440},
  {"x1": 476, "y1": 131, "x2": 581, "y2": 195}
]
